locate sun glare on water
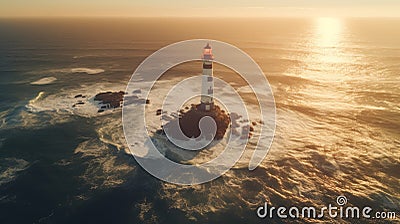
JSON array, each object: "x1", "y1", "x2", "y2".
[
  {"x1": 302, "y1": 17, "x2": 351, "y2": 81},
  {"x1": 287, "y1": 17, "x2": 355, "y2": 109},
  {"x1": 315, "y1": 17, "x2": 343, "y2": 48}
]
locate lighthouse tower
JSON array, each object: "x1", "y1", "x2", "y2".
[{"x1": 200, "y1": 43, "x2": 214, "y2": 111}]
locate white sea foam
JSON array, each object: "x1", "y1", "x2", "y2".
[
  {"x1": 15, "y1": 82, "x2": 128, "y2": 133},
  {"x1": 26, "y1": 83, "x2": 124, "y2": 118},
  {"x1": 30, "y1": 77, "x2": 57, "y2": 85},
  {"x1": 70, "y1": 68, "x2": 105, "y2": 75},
  {"x1": 73, "y1": 139, "x2": 134, "y2": 189},
  {"x1": 0, "y1": 110, "x2": 8, "y2": 130},
  {"x1": 36, "y1": 68, "x2": 105, "y2": 75},
  {"x1": 28, "y1": 91, "x2": 45, "y2": 105}
]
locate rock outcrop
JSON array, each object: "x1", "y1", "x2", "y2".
[
  {"x1": 162, "y1": 103, "x2": 230, "y2": 140},
  {"x1": 94, "y1": 91, "x2": 125, "y2": 108}
]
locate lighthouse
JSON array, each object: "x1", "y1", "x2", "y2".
[
  {"x1": 200, "y1": 43, "x2": 214, "y2": 111},
  {"x1": 161, "y1": 43, "x2": 231, "y2": 141}
]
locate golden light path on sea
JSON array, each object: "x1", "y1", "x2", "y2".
[
  {"x1": 308, "y1": 17, "x2": 348, "y2": 81},
  {"x1": 315, "y1": 17, "x2": 343, "y2": 49}
]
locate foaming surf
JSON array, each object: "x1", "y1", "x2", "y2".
[
  {"x1": 29, "y1": 68, "x2": 106, "y2": 76},
  {"x1": 30, "y1": 77, "x2": 57, "y2": 85},
  {"x1": 73, "y1": 139, "x2": 135, "y2": 190},
  {"x1": 70, "y1": 68, "x2": 105, "y2": 75},
  {"x1": 25, "y1": 83, "x2": 125, "y2": 118}
]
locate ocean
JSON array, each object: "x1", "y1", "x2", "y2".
[{"x1": 0, "y1": 18, "x2": 399, "y2": 223}]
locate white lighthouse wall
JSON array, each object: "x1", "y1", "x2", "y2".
[{"x1": 201, "y1": 65, "x2": 213, "y2": 104}]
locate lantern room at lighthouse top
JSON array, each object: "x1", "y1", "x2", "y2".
[{"x1": 202, "y1": 43, "x2": 214, "y2": 61}]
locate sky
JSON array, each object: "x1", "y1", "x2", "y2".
[{"x1": 1, "y1": 0, "x2": 400, "y2": 17}]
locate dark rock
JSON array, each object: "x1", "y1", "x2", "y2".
[
  {"x1": 252, "y1": 121, "x2": 257, "y2": 126},
  {"x1": 162, "y1": 103, "x2": 230, "y2": 140},
  {"x1": 250, "y1": 126, "x2": 254, "y2": 132},
  {"x1": 74, "y1": 94, "x2": 83, "y2": 98},
  {"x1": 94, "y1": 91, "x2": 124, "y2": 108},
  {"x1": 145, "y1": 99, "x2": 150, "y2": 104},
  {"x1": 98, "y1": 109, "x2": 104, "y2": 113},
  {"x1": 156, "y1": 109, "x2": 163, "y2": 116}
]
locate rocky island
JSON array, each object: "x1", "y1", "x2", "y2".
[{"x1": 161, "y1": 103, "x2": 230, "y2": 140}]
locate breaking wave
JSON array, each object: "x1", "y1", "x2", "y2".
[
  {"x1": 25, "y1": 83, "x2": 124, "y2": 118},
  {"x1": 30, "y1": 77, "x2": 57, "y2": 85},
  {"x1": 70, "y1": 68, "x2": 105, "y2": 75}
]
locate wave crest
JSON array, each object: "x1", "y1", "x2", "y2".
[{"x1": 30, "y1": 77, "x2": 57, "y2": 85}]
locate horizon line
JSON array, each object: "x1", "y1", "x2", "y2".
[{"x1": 1, "y1": 15, "x2": 400, "y2": 19}]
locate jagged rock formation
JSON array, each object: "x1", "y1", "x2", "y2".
[
  {"x1": 162, "y1": 103, "x2": 230, "y2": 140},
  {"x1": 94, "y1": 91, "x2": 125, "y2": 108}
]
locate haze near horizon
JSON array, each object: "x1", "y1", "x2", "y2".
[{"x1": 1, "y1": 0, "x2": 400, "y2": 18}]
